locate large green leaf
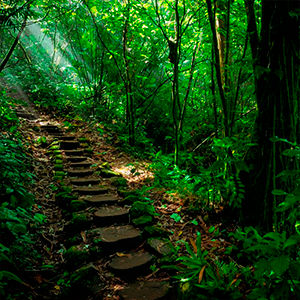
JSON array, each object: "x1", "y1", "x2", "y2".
[
  {"x1": 269, "y1": 255, "x2": 290, "y2": 277},
  {"x1": 6, "y1": 222, "x2": 27, "y2": 234}
]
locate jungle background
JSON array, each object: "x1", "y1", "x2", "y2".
[{"x1": 0, "y1": 0, "x2": 299, "y2": 299}]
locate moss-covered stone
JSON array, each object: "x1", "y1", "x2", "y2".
[
  {"x1": 101, "y1": 162, "x2": 111, "y2": 169},
  {"x1": 147, "y1": 238, "x2": 175, "y2": 256},
  {"x1": 65, "y1": 212, "x2": 92, "y2": 234},
  {"x1": 101, "y1": 169, "x2": 121, "y2": 178},
  {"x1": 144, "y1": 226, "x2": 170, "y2": 238},
  {"x1": 54, "y1": 171, "x2": 67, "y2": 177},
  {"x1": 70, "y1": 263, "x2": 103, "y2": 295},
  {"x1": 54, "y1": 164, "x2": 63, "y2": 171},
  {"x1": 53, "y1": 150, "x2": 61, "y2": 155},
  {"x1": 54, "y1": 175, "x2": 63, "y2": 182},
  {"x1": 65, "y1": 233, "x2": 82, "y2": 248},
  {"x1": 55, "y1": 159, "x2": 63, "y2": 164},
  {"x1": 80, "y1": 143, "x2": 89, "y2": 148},
  {"x1": 110, "y1": 177, "x2": 128, "y2": 188},
  {"x1": 55, "y1": 192, "x2": 77, "y2": 209},
  {"x1": 84, "y1": 148, "x2": 93, "y2": 154},
  {"x1": 50, "y1": 145, "x2": 60, "y2": 150},
  {"x1": 64, "y1": 244, "x2": 90, "y2": 269},
  {"x1": 78, "y1": 137, "x2": 88, "y2": 142},
  {"x1": 132, "y1": 215, "x2": 153, "y2": 226},
  {"x1": 70, "y1": 200, "x2": 88, "y2": 212}
]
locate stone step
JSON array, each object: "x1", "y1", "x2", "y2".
[
  {"x1": 41, "y1": 125, "x2": 61, "y2": 134},
  {"x1": 108, "y1": 251, "x2": 154, "y2": 277},
  {"x1": 55, "y1": 135, "x2": 76, "y2": 141},
  {"x1": 70, "y1": 178, "x2": 100, "y2": 186},
  {"x1": 64, "y1": 150, "x2": 84, "y2": 156},
  {"x1": 82, "y1": 195, "x2": 119, "y2": 205},
  {"x1": 70, "y1": 162, "x2": 92, "y2": 168},
  {"x1": 147, "y1": 238, "x2": 174, "y2": 256},
  {"x1": 60, "y1": 141, "x2": 80, "y2": 150},
  {"x1": 66, "y1": 169, "x2": 94, "y2": 177},
  {"x1": 73, "y1": 186, "x2": 108, "y2": 195},
  {"x1": 118, "y1": 281, "x2": 170, "y2": 300},
  {"x1": 65, "y1": 156, "x2": 86, "y2": 162},
  {"x1": 88, "y1": 225, "x2": 142, "y2": 253},
  {"x1": 16, "y1": 112, "x2": 37, "y2": 120},
  {"x1": 94, "y1": 206, "x2": 129, "y2": 226}
]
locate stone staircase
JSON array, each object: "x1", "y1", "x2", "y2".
[{"x1": 13, "y1": 107, "x2": 174, "y2": 299}]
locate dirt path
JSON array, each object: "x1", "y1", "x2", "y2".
[{"x1": 10, "y1": 101, "x2": 174, "y2": 300}]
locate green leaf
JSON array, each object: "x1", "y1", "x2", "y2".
[
  {"x1": 281, "y1": 149, "x2": 300, "y2": 157},
  {"x1": 283, "y1": 235, "x2": 300, "y2": 249},
  {"x1": 235, "y1": 160, "x2": 249, "y2": 172},
  {"x1": 263, "y1": 232, "x2": 284, "y2": 244},
  {"x1": 269, "y1": 255, "x2": 290, "y2": 276},
  {"x1": 272, "y1": 189, "x2": 288, "y2": 196},
  {"x1": 6, "y1": 222, "x2": 27, "y2": 234},
  {"x1": 170, "y1": 213, "x2": 181, "y2": 222},
  {"x1": 0, "y1": 270, "x2": 23, "y2": 283},
  {"x1": 295, "y1": 221, "x2": 300, "y2": 236}
]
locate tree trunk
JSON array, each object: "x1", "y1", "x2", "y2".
[{"x1": 242, "y1": 1, "x2": 300, "y2": 231}]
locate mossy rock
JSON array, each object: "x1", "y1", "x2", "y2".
[
  {"x1": 50, "y1": 145, "x2": 60, "y2": 150},
  {"x1": 56, "y1": 192, "x2": 77, "y2": 209},
  {"x1": 101, "y1": 169, "x2": 121, "y2": 178},
  {"x1": 53, "y1": 150, "x2": 61, "y2": 155},
  {"x1": 84, "y1": 148, "x2": 93, "y2": 154},
  {"x1": 101, "y1": 162, "x2": 111, "y2": 169},
  {"x1": 70, "y1": 200, "x2": 88, "y2": 212},
  {"x1": 69, "y1": 263, "x2": 103, "y2": 295},
  {"x1": 54, "y1": 175, "x2": 64, "y2": 182},
  {"x1": 60, "y1": 186, "x2": 72, "y2": 193},
  {"x1": 65, "y1": 233, "x2": 82, "y2": 248},
  {"x1": 144, "y1": 226, "x2": 170, "y2": 238},
  {"x1": 54, "y1": 164, "x2": 63, "y2": 171},
  {"x1": 78, "y1": 137, "x2": 88, "y2": 142},
  {"x1": 130, "y1": 201, "x2": 156, "y2": 219},
  {"x1": 110, "y1": 177, "x2": 128, "y2": 188},
  {"x1": 147, "y1": 238, "x2": 175, "y2": 257},
  {"x1": 55, "y1": 159, "x2": 63, "y2": 164},
  {"x1": 54, "y1": 171, "x2": 67, "y2": 177},
  {"x1": 132, "y1": 215, "x2": 153, "y2": 226},
  {"x1": 117, "y1": 188, "x2": 139, "y2": 199},
  {"x1": 66, "y1": 213, "x2": 92, "y2": 234},
  {"x1": 64, "y1": 244, "x2": 90, "y2": 269},
  {"x1": 80, "y1": 143, "x2": 89, "y2": 148}
]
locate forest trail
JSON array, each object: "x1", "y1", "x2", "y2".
[{"x1": 12, "y1": 99, "x2": 173, "y2": 300}]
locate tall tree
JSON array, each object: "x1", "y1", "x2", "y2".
[{"x1": 242, "y1": 0, "x2": 300, "y2": 231}]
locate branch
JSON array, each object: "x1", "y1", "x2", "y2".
[{"x1": 192, "y1": 107, "x2": 256, "y2": 152}]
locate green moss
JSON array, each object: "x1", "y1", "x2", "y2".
[
  {"x1": 78, "y1": 137, "x2": 88, "y2": 142},
  {"x1": 81, "y1": 143, "x2": 89, "y2": 148},
  {"x1": 70, "y1": 200, "x2": 88, "y2": 212},
  {"x1": 55, "y1": 159, "x2": 63, "y2": 164},
  {"x1": 66, "y1": 213, "x2": 91, "y2": 234},
  {"x1": 144, "y1": 226, "x2": 170, "y2": 238},
  {"x1": 50, "y1": 145, "x2": 60, "y2": 150},
  {"x1": 132, "y1": 215, "x2": 153, "y2": 226},
  {"x1": 110, "y1": 177, "x2": 128, "y2": 188},
  {"x1": 54, "y1": 164, "x2": 63, "y2": 171},
  {"x1": 101, "y1": 169, "x2": 121, "y2": 178},
  {"x1": 54, "y1": 171, "x2": 67, "y2": 177},
  {"x1": 84, "y1": 148, "x2": 93, "y2": 154},
  {"x1": 64, "y1": 244, "x2": 89, "y2": 269}
]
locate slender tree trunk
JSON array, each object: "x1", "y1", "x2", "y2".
[
  {"x1": 206, "y1": 0, "x2": 229, "y2": 137},
  {"x1": 0, "y1": 13, "x2": 28, "y2": 73},
  {"x1": 242, "y1": 0, "x2": 300, "y2": 231}
]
